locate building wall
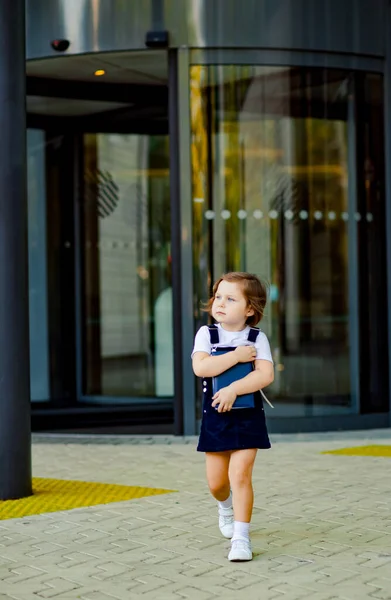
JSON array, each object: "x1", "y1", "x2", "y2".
[{"x1": 26, "y1": 0, "x2": 386, "y2": 59}]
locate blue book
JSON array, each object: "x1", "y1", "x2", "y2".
[{"x1": 212, "y1": 349, "x2": 255, "y2": 409}]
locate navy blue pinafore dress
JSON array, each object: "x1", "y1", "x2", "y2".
[{"x1": 197, "y1": 325, "x2": 271, "y2": 453}]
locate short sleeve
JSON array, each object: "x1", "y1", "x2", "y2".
[
  {"x1": 191, "y1": 326, "x2": 212, "y2": 357},
  {"x1": 255, "y1": 332, "x2": 273, "y2": 363}
]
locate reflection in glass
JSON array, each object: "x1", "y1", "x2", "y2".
[
  {"x1": 81, "y1": 133, "x2": 173, "y2": 399},
  {"x1": 190, "y1": 65, "x2": 387, "y2": 417}
]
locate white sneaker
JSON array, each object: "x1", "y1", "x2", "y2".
[
  {"x1": 218, "y1": 506, "x2": 234, "y2": 539},
  {"x1": 228, "y1": 536, "x2": 253, "y2": 562}
]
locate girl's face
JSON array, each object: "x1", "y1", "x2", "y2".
[{"x1": 212, "y1": 280, "x2": 254, "y2": 331}]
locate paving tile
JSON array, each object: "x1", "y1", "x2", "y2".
[{"x1": 0, "y1": 431, "x2": 390, "y2": 599}]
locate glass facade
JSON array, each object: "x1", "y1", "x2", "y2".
[
  {"x1": 190, "y1": 64, "x2": 388, "y2": 420},
  {"x1": 23, "y1": 0, "x2": 391, "y2": 433}
]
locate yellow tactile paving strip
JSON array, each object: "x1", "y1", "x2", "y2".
[
  {"x1": 0, "y1": 477, "x2": 175, "y2": 521},
  {"x1": 322, "y1": 445, "x2": 391, "y2": 458}
]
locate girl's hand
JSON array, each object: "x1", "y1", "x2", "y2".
[
  {"x1": 212, "y1": 386, "x2": 237, "y2": 412},
  {"x1": 234, "y1": 345, "x2": 257, "y2": 363}
]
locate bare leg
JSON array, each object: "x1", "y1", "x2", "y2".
[
  {"x1": 205, "y1": 451, "x2": 231, "y2": 501},
  {"x1": 228, "y1": 449, "x2": 257, "y2": 522}
]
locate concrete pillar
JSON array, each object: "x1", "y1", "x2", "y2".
[{"x1": 0, "y1": 0, "x2": 32, "y2": 500}]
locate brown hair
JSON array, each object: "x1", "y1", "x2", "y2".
[{"x1": 203, "y1": 272, "x2": 268, "y2": 327}]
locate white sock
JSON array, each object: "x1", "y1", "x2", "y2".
[
  {"x1": 233, "y1": 521, "x2": 250, "y2": 540},
  {"x1": 218, "y1": 491, "x2": 232, "y2": 510}
]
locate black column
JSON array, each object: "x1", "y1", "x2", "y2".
[{"x1": 0, "y1": 0, "x2": 32, "y2": 499}]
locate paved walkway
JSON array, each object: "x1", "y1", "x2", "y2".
[{"x1": 1, "y1": 430, "x2": 391, "y2": 600}]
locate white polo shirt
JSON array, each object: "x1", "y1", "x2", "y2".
[{"x1": 191, "y1": 323, "x2": 273, "y2": 362}]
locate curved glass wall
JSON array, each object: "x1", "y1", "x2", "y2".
[
  {"x1": 190, "y1": 64, "x2": 388, "y2": 418},
  {"x1": 27, "y1": 50, "x2": 175, "y2": 419},
  {"x1": 26, "y1": 48, "x2": 389, "y2": 431}
]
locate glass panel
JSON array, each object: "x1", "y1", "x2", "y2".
[
  {"x1": 191, "y1": 64, "x2": 386, "y2": 418},
  {"x1": 27, "y1": 129, "x2": 50, "y2": 402},
  {"x1": 27, "y1": 131, "x2": 77, "y2": 405},
  {"x1": 81, "y1": 133, "x2": 173, "y2": 400}
]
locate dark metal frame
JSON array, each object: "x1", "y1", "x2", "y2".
[
  {"x1": 168, "y1": 49, "x2": 184, "y2": 434},
  {"x1": 176, "y1": 48, "x2": 197, "y2": 435},
  {"x1": 385, "y1": 3, "x2": 391, "y2": 427}
]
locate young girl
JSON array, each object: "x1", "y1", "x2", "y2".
[{"x1": 192, "y1": 272, "x2": 274, "y2": 562}]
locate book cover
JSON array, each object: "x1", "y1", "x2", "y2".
[{"x1": 211, "y1": 349, "x2": 255, "y2": 409}]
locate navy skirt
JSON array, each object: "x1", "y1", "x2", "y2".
[{"x1": 197, "y1": 382, "x2": 271, "y2": 453}]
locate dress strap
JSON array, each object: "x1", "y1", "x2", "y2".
[
  {"x1": 207, "y1": 323, "x2": 274, "y2": 408},
  {"x1": 207, "y1": 324, "x2": 219, "y2": 344},
  {"x1": 247, "y1": 327, "x2": 260, "y2": 343}
]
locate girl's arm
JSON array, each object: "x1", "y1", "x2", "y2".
[
  {"x1": 192, "y1": 346, "x2": 255, "y2": 377},
  {"x1": 228, "y1": 359, "x2": 274, "y2": 395}
]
